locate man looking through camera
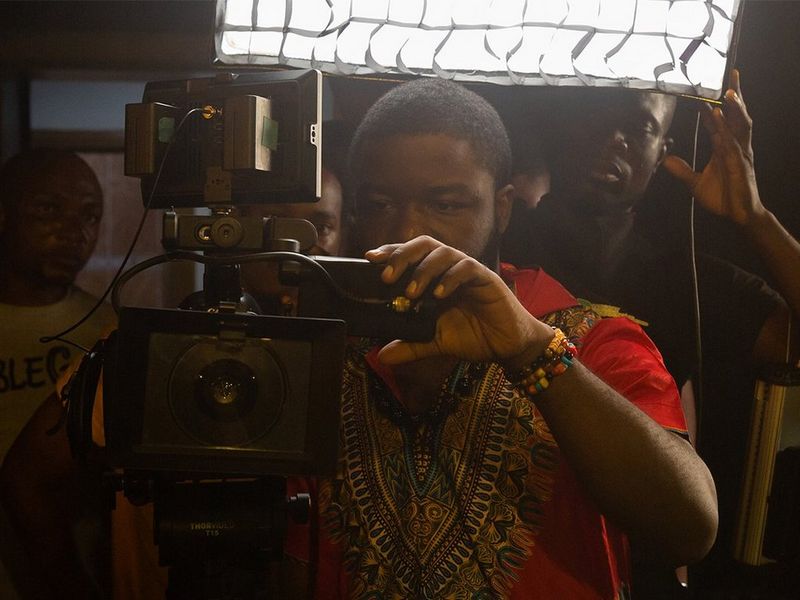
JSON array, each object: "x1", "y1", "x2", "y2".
[{"x1": 305, "y1": 78, "x2": 716, "y2": 598}]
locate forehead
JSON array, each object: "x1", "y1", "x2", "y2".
[
  {"x1": 14, "y1": 156, "x2": 102, "y2": 203},
  {"x1": 361, "y1": 133, "x2": 488, "y2": 185},
  {"x1": 597, "y1": 90, "x2": 674, "y2": 128},
  {"x1": 634, "y1": 92, "x2": 675, "y2": 127}
]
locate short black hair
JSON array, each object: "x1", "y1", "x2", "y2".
[
  {"x1": 0, "y1": 149, "x2": 100, "y2": 210},
  {"x1": 348, "y1": 78, "x2": 511, "y2": 188}
]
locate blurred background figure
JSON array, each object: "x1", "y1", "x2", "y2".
[
  {"x1": 239, "y1": 166, "x2": 346, "y2": 314},
  {"x1": 0, "y1": 149, "x2": 115, "y2": 598},
  {"x1": 501, "y1": 126, "x2": 551, "y2": 261},
  {"x1": 240, "y1": 121, "x2": 352, "y2": 315},
  {"x1": 501, "y1": 73, "x2": 800, "y2": 598}
]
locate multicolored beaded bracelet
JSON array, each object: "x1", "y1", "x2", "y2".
[{"x1": 507, "y1": 327, "x2": 577, "y2": 397}]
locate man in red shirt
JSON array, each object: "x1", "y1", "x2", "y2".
[{"x1": 301, "y1": 78, "x2": 717, "y2": 599}]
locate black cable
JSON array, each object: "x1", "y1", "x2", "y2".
[
  {"x1": 110, "y1": 250, "x2": 391, "y2": 313},
  {"x1": 39, "y1": 106, "x2": 205, "y2": 352},
  {"x1": 688, "y1": 108, "x2": 704, "y2": 444}
]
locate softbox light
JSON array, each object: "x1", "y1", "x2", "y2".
[{"x1": 214, "y1": 0, "x2": 743, "y2": 100}]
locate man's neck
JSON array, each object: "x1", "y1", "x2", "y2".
[{"x1": 517, "y1": 196, "x2": 632, "y2": 301}]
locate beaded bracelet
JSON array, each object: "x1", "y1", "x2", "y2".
[{"x1": 507, "y1": 327, "x2": 577, "y2": 397}]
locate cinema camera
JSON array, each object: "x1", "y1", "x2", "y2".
[{"x1": 64, "y1": 69, "x2": 437, "y2": 597}]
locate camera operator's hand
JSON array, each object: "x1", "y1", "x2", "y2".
[{"x1": 365, "y1": 235, "x2": 554, "y2": 369}]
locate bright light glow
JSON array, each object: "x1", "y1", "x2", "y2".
[
  {"x1": 351, "y1": 0, "x2": 389, "y2": 21},
  {"x1": 388, "y1": 0, "x2": 424, "y2": 25},
  {"x1": 437, "y1": 29, "x2": 506, "y2": 73},
  {"x1": 215, "y1": 0, "x2": 743, "y2": 98},
  {"x1": 248, "y1": 32, "x2": 283, "y2": 57},
  {"x1": 283, "y1": 31, "x2": 316, "y2": 60},
  {"x1": 335, "y1": 21, "x2": 378, "y2": 68},
  {"x1": 422, "y1": 0, "x2": 458, "y2": 29},
  {"x1": 452, "y1": 0, "x2": 494, "y2": 28},
  {"x1": 288, "y1": 0, "x2": 332, "y2": 33},
  {"x1": 634, "y1": 1, "x2": 670, "y2": 34},
  {"x1": 368, "y1": 24, "x2": 412, "y2": 70},
  {"x1": 490, "y1": 0, "x2": 525, "y2": 28},
  {"x1": 596, "y1": 0, "x2": 636, "y2": 31},
  {"x1": 399, "y1": 29, "x2": 449, "y2": 72},
  {"x1": 256, "y1": 0, "x2": 285, "y2": 28},
  {"x1": 313, "y1": 31, "x2": 338, "y2": 63},
  {"x1": 667, "y1": 2, "x2": 711, "y2": 38},
  {"x1": 573, "y1": 32, "x2": 628, "y2": 81},
  {"x1": 563, "y1": 0, "x2": 601, "y2": 29},
  {"x1": 524, "y1": 1, "x2": 568, "y2": 27},
  {"x1": 224, "y1": 0, "x2": 253, "y2": 26}
]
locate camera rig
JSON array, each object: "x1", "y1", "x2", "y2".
[{"x1": 64, "y1": 68, "x2": 438, "y2": 598}]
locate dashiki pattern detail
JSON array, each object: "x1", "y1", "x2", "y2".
[{"x1": 319, "y1": 304, "x2": 598, "y2": 599}]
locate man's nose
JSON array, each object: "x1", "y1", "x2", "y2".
[
  {"x1": 606, "y1": 129, "x2": 629, "y2": 153},
  {"x1": 394, "y1": 206, "x2": 427, "y2": 242},
  {"x1": 53, "y1": 213, "x2": 90, "y2": 245}
]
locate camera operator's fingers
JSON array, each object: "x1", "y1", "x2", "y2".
[
  {"x1": 428, "y1": 255, "x2": 497, "y2": 300},
  {"x1": 404, "y1": 244, "x2": 468, "y2": 299},
  {"x1": 364, "y1": 244, "x2": 401, "y2": 279},
  {"x1": 365, "y1": 236, "x2": 441, "y2": 283}
]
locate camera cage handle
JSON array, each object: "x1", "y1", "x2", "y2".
[{"x1": 110, "y1": 250, "x2": 388, "y2": 314}]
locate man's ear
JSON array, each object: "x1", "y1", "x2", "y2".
[{"x1": 495, "y1": 183, "x2": 514, "y2": 235}]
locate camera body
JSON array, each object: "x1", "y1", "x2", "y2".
[
  {"x1": 102, "y1": 307, "x2": 345, "y2": 477},
  {"x1": 68, "y1": 68, "x2": 437, "y2": 483}
]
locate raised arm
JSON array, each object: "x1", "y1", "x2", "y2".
[
  {"x1": 0, "y1": 393, "x2": 99, "y2": 597},
  {"x1": 662, "y1": 70, "x2": 800, "y2": 365},
  {"x1": 367, "y1": 235, "x2": 718, "y2": 566}
]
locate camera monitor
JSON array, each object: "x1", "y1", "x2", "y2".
[
  {"x1": 124, "y1": 68, "x2": 321, "y2": 208},
  {"x1": 103, "y1": 306, "x2": 345, "y2": 477}
]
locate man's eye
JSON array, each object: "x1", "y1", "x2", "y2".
[
  {"x1": 31, "y1": 203, "x2": 60, "y2": 218},
  {"x1": 83, "y1": 214, "x2": 101, "y2": 226},
  {"x1": 360, "y1": 197, "x2": 392, "y2": 212},
  {"x1": 634, "y1": 122, "x2": 657, "y2": 136},
  {"x1": 315, "y1": 223, "x2": 333, "y2": 236},
  {"x1": 432, "y1": 200, "x2": 463, "y2": 213}
]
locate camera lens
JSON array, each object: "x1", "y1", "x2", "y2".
[
  {"x1": 168, "y1": 338, "x2": 286, "y2": 447},
  {"x1": 208, "y1": 378, "x2": 239, "y2": 405},
  {"x1": 197, "y1": 359, "x2": 256, "y2": 420}
]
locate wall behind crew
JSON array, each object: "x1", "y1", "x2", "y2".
[{"x1": 73, "y1": 152, "x2": 198, "y2": 310}]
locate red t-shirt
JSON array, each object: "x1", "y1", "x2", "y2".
[{"x1": 288, "y1": 266, "x2": 686, "y2": 599}]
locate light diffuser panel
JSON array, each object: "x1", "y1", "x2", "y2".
[{"x1": 215, "y1": 0, "x2": 743, "y2": 98}]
